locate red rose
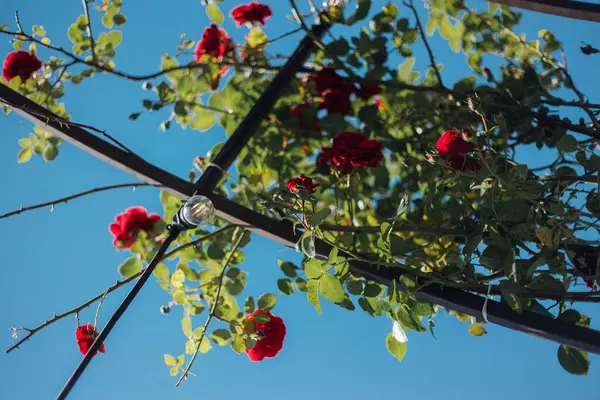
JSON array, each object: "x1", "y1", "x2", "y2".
[
  {"x1": 356, "y1": 83, "x2": 382, "y2": 100},
  {"x1": 318, "y1": 132, "x2": 383, "y2": 174},
  {"x1": 109, "y1": 206, "x2": 162, "y2": 249},
  {"x1": 436, "y1": 129, "x2": 476, "y2": 157},
  {"x1": 435, "y1": 129, "x2": 480, "y2": 172},
  {"x1": 291, "y1": 103, "x2": 321, "y2": 132},
  {"x1": 314, "y1": 68, "x2": 348, "y2": 94},
  {"x1": 76, "y1": 324, "x2": 106, "y2": 357},
  {"x1": 287, "y1": 174, "x2": 319, "y2": 194},
  {"x1": 231, "y1": 2, "x2": 272, "y2": 26},
  {"x1": 195, "y1": 24, "x2": 235, "y2": 66},
  {"x1": 2, "y1": 51, "x2": 42, "y2": 82},
  {"x1": 320, "y1": 89, "x2": 353, "y2": 116},
  {"x1": 245, "y1": 309, "x2": 286, "y2": 362},
  {"x1": 572, "y1": 246, "x2": 598, "y2": 291}
]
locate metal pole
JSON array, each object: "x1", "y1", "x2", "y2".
[
  {"x1": 488, "y1": 0, "x2": 600, "y2": 22},
  {"x1": 56, "y1": 227, "x2": 181, "y2": 400}
]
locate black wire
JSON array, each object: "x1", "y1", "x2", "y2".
[{"x1": 56, "y1": 226, "x2": 182, "y2": 400}]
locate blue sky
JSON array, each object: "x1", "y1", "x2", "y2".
[{"x1": 1, "y1": 0, "x2": 599, "y2": 399}]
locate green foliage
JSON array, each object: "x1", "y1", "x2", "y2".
[
  {"x1": 8, "y1": 0, "x2": 600, "y2": 378},
  {"x1": 118, "y1": 257, "x2": 142, "y2": 278},
  {"x1": 257, "y1": 293, "x2": 276, "y2": 311},
  {"x1": 385, "y1": 332, "x2": 407, "y2": 361},
  {"x1": 558, "y1": 345, "x2": 590, "y2": 375}
]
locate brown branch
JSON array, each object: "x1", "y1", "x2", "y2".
[
  {"x1": 5, "y1": 225, "x2": 241, "y2": 353},
  {"x1": 176, "y1": 229, "x2": 247, "y2": 386},
  {"x1": 405, "y1": 0, "x2": 444, "y2": 87},
  {"x1": 0, "y1": 183, "x2": 155, "y2": 220}
]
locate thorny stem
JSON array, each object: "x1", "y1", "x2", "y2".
[
  {"x1": 0, "y1": 98, "x2": 139, "y2": 156},
  {"x1": 5, "y1": 225, "x2": 242, "y2": 354},
  {"x1": 0, "y1": 183, "x2": 156, "y2": 220},
  {"x1": 176, "y1": 229, "x2": 247, "y2": 386}
]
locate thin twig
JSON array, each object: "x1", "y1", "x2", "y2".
[
  {"x1": 14, "y1": 11, "x2": 24, "y2": 33},
  {"x1": 176, "y1": 229, "x2": 247, "y2": 386},
  {"x1": 265, "y1": 27, "x2": 303, "y2": 44},
  {"x1": 0, "y1": 98, "x2": 139, "y2": 156},
  {"x1": 81, "y1": 0, "x2": 96, "y2": 60},
  {"x1": 0, "y1": 183, "x2": 155, "y2": 220},
  {"x1": 5, "y1": 225, "x2": 241, "y2": 353},
  {"x1": 405, "y1": 0, "x2": 444, "y2": 87}
]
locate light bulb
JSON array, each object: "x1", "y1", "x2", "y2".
[{"x1": 182, "y1": 195, "x2": 215, "y2": 227}]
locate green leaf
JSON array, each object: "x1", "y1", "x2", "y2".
[
  {"x1": 210, "y1": 329, "x2": 232, "y2": 346},
  {"x1": 112, "y1": 13, "x2": 127, "y2": 25},
  {"x1": 320, "y1": 274, "x2": 345, "y2": 303},
  {"x1": 347, "y1": 0, "x2": 371, "y2": 24},
  {"x1": 185, "y1": 339, "x2": 196, "y2": 355},
  {"x1": 304, "y1": 258, "x2": 324, "y2": 279},
  {"x1": 231, "y1": 335, "x2": 245, "y2": 353},
  {"x1": 191, "y1": 107, "x2": 216, "y2": 132},
  {"x1": 556, "y1": 134, "x2": 578, "y2": 153},
  {"x1": 105, "y1": 30, "x2": 122, "y2": 49},
  {"x1": 156, "y1": 82, "x2": 177, "y2": 103},
  {"x1": 279, "y1": 260, "x2": 298, "y2": 278},
  {"x1": 295, "y1": 278, "x2": 308, "y2": 292},
  {"x1": 42, "y1": 144, "x2": 58, "y2": 161},
  {"x1": 18, "y1": 138, "x2": 31, "y2": 148},
  {"x1": 347, "y1": 280, "x2": 364, "y2": 295},
  {"x1": 206, "y1": 4, "x2": 224, "y2": 24},
  {"x1": 558, "y1": 345, "x2": 589, "y2": 375},
  {"x1": 298, "y1": 231, "x2": 316, "y2": 258},
  {"x1": 169, "y1": 367, "x2": 178, "y2": 376},
  {"x1": 257, "y1": 293, "x2": 276, "y2": 311},
  {"x1": 172, "y1": 289, "x2": 186, "y2": 305},
  {"x1": 385, "y1": 332, "x2": 407, "y2": 361},
  {"x1": 118, "y1": 257, "x2": 142, "y2": 278},
  {"x1": 395, "y1": 305, "x2": 425, "y2": 331},
  {"x1": 247, "y1": 26, "x2": 267, "y2": 48},
  {"x1": 198, "y1": 337, "x2": 212, "y2": 354},
  {"x1": 164, "y1": 354, "x2": 177, "y2": 366},
  {"x1": 558, "y1": 309, "x2": 591, "y2": 328},
  {"x1": 278, "y1": 278, "x2": 294, "y2": 295},
  {"x1": 307, "y1": 279, "x2": 322, "y2": 314},
  {"x1": 17, "y1": 148, "x2": 32, "y2": 163},
  {"x1": 181, "y1": 316, "x2": 192, "y2": 338},
  {"x1": 244, "y1": 296, "x2": 255, "y2": 313},
  {"x1": 469, "y1": 323, "x2": 487, "y2": 336},
  {"x1": 499, "y1": 280, "x2": 522, "y2": 313},
  {"x1": 176, "y1": 355, "x2": 184, "y2": 367},
  {"x1": 245, "y1": 336, "x2": 257, "y2": 350},
  {"x1": 170, "y1": 269, "x2": 186, "y2": 288},
  {"x1": 153, "y1": 263, "x2": 169, "y2": 280},
  {"x1": 189, "y1": 303, "x2": 205, "y2": 315},
  {"x1": 307, "y1": 208, "x2": 332, "y2": 227},
  {"x1": 535, "y1": 226, "x2": 559, "y2": 250}
]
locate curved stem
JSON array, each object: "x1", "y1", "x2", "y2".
[
  {"x1": 5, "y1": 225, "x2": 241, "y2": 354},
  {"x1": 0, "y1": 183, "x2": 155, "y2": 221},
  {"x1": 175, "y1": 228, "x2": 247, "y2": 386}
]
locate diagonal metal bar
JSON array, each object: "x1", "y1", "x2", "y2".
[
  {"x1": 195, "y1": 22, "x2": 329, "y2": 192},
  {"x1": 3, "y1": 83, "x2": 600, "y2": 356},
  {"x1": 488, "y1": 0, "x2": 600, "y2": 22}
]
